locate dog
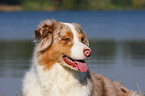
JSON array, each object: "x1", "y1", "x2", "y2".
[{"x1": 22, "y1": 19, "x2": 139, "y2": 96}]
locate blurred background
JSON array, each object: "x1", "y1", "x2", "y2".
[
  {"x1": 1, "y1": 0, "x2": 145, "y2": 11},
  {"x1": 0, "y1": 0, "x2": 145, "y2": 96}
]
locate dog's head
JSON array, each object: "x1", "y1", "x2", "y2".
[{"x1": 34, "y1": 19, "x2": 92, "y2": 72}]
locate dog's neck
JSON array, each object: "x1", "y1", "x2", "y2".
[{"x1": 33, "y1": 62, "x2": 92, "y2": 96}]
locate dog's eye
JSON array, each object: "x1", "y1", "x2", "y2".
[
  {"x1": 62, "y1": 38, "x2": 70, "y2": 42},
  {"x1": 81, "y1": 37, "x2": 84, "y2": 42}
]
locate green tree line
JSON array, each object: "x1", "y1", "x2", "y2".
[{"x1": 0, "y1": 0, "x2": 145, "y2": 10}]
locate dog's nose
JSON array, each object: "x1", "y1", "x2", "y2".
[{"x1": 83, "y1": 48, "x2": 92, "y2": 57}]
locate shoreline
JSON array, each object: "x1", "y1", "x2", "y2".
[
  {"x1": 0, "y1": 5, "x2": 145, "y2": 12},
  {"x1": 0, "y1": 5, "x2": 22, "y2": 12}
]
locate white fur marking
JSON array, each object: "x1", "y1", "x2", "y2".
[{"x1": 64, "y1": 23, "x2": 89, "y2": 60}]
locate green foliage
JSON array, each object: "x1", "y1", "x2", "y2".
[
  {"x1": 0, "y1": 0, "x2": 22, "y2": 5},
  {"x1": 22, "y1": 0, "x2": 55, "y2": 10},
  {"x1": 1, "y1": 0, "x2": 145, "y2": 10},
  {"x1": 112, "y1": 0, "x2": 132, "y2": 6},
  {"x1": 88, "y1": 0, "x2": 112, "y2": 10},
  {"x1": 62, "y1": 0, "x2": 77, "y2": 10},
  {"x1": 61, "y1": 0, "x2": 89, "y2": 10},
  {"x1": 132, "y1": 0, "x2": 145, "y2": 8}
]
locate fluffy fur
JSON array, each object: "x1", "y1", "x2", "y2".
[{"x1": 22, "y1": 19, "x2": 139, "y2": 96}]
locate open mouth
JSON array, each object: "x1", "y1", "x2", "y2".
[{"x1": 62, "y1": 55, "x2": 88, "y2": 72}]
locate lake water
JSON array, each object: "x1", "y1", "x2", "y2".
[{"x1": 0, "y1": 11, "x2": 145, "y2": 95}]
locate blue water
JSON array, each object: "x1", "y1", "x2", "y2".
[
  {"x1": 0, "y1": 11, "x2": 145, "y2": 96},
  {"x1": 0, "y1": 11, "x2": 145, "y2": 40}
]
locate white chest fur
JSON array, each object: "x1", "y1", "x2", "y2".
[{"x1": 23, "y1": 63, "x2": 92, "y2": 96}]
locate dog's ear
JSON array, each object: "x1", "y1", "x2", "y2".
[
  {"x1": 34, "y1": 19, "x2": 55, "y2": 39},
  {"x1": 34, "y1": 19, "x2": 57, "y2": 52}
]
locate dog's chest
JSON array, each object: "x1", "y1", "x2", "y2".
[
  {"x1": 36, "y1": 64, "x2": 91, "y2": 96},
  {"x1": 43, "y1": 84, "x2": 90, "y2": 96}
]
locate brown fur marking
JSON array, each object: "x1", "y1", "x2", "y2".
[
  {"x1": 73, "y1": 23, "x2": 89, "y2": 46},
  {"x1": 40, "y1": 24, "x2": 74, "y2": 70}
]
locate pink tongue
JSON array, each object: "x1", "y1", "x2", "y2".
[{"x1": 75, "y1": 61, "x2": 88, "y2": 72}]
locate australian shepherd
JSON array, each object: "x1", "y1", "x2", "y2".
[{"x1": 22, "y1": 19, "x2": 139, "y2": 96}]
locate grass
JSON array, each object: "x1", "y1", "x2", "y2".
[
  {"x1": 1, "y1": 89, "x2": 19, "y2": 96},
  {"x1": 1, "y1": 88, "x2": 6, "y2": 96},
  {"x1": 119, "y1": 76, "x2": 144, "y2": 96},
  {"x1": 15, "y1": 91, "x2": 19, "y2": 96},
  {"x1": 137, "y1": 83, "x2": 145, "y2": 96}
]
